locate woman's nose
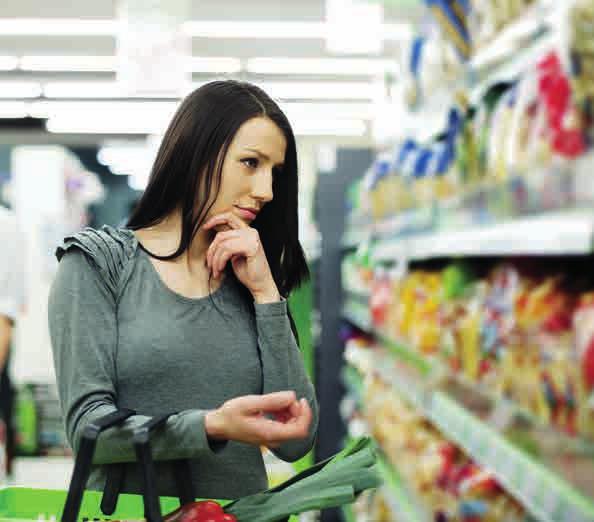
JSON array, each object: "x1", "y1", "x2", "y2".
[{"x1": 252, "y1": 169, "x2": 273, "y2": 203}]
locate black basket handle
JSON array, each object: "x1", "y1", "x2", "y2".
[
  {"x1": 100, "y1": 463, "x2": 127, "y2": 515},
  {"x1": 62, "y1": 408, "x2": 136, "y2": 522},
  {"x1": 133, "y1": 413, "x2": 196, "y2": 522}
]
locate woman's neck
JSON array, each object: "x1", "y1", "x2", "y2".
[{"x1": 136, "y1": 210, "x2": 213, "y2": 269}]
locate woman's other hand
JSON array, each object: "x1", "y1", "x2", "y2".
[
  {"x1": 203, "y1": 212, "x2": 280, "y2": 303},
  {"x1": 204, "y1": 391, "x2": 313, "y2": 449}
]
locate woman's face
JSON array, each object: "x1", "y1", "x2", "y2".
[{"x1": 205, "y1": 116, "x2": 287, "y2": 229}]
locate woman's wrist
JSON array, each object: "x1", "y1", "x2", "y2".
[
  {"x1": 205, "y1": 409, "x2": 226, "y2": 440},
  {"x1": 252, "y1": 281, "x2": 281, "y2": 304}
]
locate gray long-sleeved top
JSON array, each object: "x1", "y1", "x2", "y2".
[{"x1": 48, "y1": 226, "x2": 318, "y2": 500}]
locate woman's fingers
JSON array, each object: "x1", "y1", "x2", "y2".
[
  {"x1": 296, "y1": 398, "x2": 313, "y2": 432},
  {"x1": 203, "y1": 212, "x2": 246, "y2": 231},
  {"x1": 210, "y1": 241, "x2": 233, "y2": 278},
  {"x1": 210, "y1": 238, "x2": 248, "y2": 278},
  {"x1": 239, "y1": 391, "x2": 297, "y2": 414},
  {"x1": 206, "y1": 230, "x2": 240, "y2": 270},
  {"x1": 208, "y1": 233, "x2": 260, "y2": 278},
  {"x1": 248, "y1": 414, "x2": 309, "y2": 444},
  {"x1": 222, "y1": 392, "x2": 312, "y2": 448}
]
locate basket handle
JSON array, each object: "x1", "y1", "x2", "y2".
[
  {"x1": 133, "y1": 413, "x2": 196, "y2": 522},
  {"x1": 61, "y1": 408, "x2": 136, "y2": 522},
  {"x1": 100, "y1": 463, "x2": 126, "y2": 515}
]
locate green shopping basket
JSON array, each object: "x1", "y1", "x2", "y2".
[
  {"x1": 0, "y1": 486, "x2": 205, "y2": 521},
  {"x1": 1, "y1": 410, "x2": 297, "y2": 522},
  {"x1": 1, "y1": 409, "x2": 231, "y2": 522}
]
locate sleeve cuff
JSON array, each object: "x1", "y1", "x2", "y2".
[
  {"x1": 173, "y1": 410, "x2": 228, "y2": 456},
  {"x1": 254, "y1": 298, "x2": 287, "y2": 318},
  {"x1": 206, "y1": 436, "x2": 228, "y2": 453}
]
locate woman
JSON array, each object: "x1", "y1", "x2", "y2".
[{"x1": 48, "y1": 80, "x2": 318, "y2": 501}]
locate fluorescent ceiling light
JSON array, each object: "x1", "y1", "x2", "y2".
[
  {"x1": 235, "y1": 81, "x2": 376, "y2": 100},
  {"x1": 98, "y1": 145, "x2": 156, "y2": 176},
  {"x1": 45, "y1": 81, "x2": 378, "y2": 103},
  {"x1": 44, "y1": 82, "x2": 126, "y2": 98},
  {"x1": 0, "y1": 18, "x2": 118, "y2": 36},
  {"x1": 29, "y1": 100, "x2": 178, "y2": 119},
  {"x1": 43, "y1": 82, "x2": 192, "y2": 99},
  {"x1": 184, "y1": 21, "x2": 327, "y2": 39},
  {"x1": 0, "y1": 82, "x2": 42, "y2": 98},
  {"x1": 29, "y1": 96, "x2": 375, "y2": 119},
  {"x1": 247, "y1": 57, "x2": 397, "y2": 76},
  {"x1": 21, "y1": 55, "x2": 240, "y2": 74},
  {"x1": 21, "y1": 55, "x2": 117, "y2": 72},
  {"x1": 0, "y1": 101, "x2": 28, "y2": 118},
  {"x1": 47, "y1": 118, "x2": 168, "y2": 135},
  {"x1": 187, "y1": 57, "x2": 241, "y2": 73},
  {"x1": 98, "y1": 145, "x2": 146, "y2": 166},
  {"x1": 291, "y1": 118, "x2": 367, "y2": 136},
  {"x1": 0, "y1": 18, "x2": 410, "y2": 41},
  {"x1": 0, "y1": 56, "x2": 18, "y2": 71},
  {"x1": 281, "y1": 102, "x2": 374, "y2": 120},
  {"x1": 49, "y1": 117, "x2": 367, "y2": 136},
  {"x1": 129, "y1": 172, "x2": 150, "y2": 191},
  {"x1": 183, "y1": 21, "x2": 410, "y2": 41},
  {"x1": 45, "y1": 80, "x2": 378, "y2": 103}
]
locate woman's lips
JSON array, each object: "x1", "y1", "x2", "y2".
[{"x1": 235, "y1": 206, "x2": 258, "y2": 221}]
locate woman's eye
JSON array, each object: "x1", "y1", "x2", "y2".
[{"x1": 241, "y1": 158, "x2": 259, "y2": 169}]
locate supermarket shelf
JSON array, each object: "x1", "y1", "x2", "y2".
[
  {"x1": 342, "y1": 299, "x2": 432, "y2": 376},
  {"x1": 341, "y1": 364, "x2": 364, "y2": 405},
  {"x1": 342, "y1": 224, "x2": 372, "y2": 250},
  {"x1": 342, "y1": 298, "x2": 373, "y2": 332},
  {"x1": 343, "y1": 287, "x2": 369, "y2": 302},
  {"x1": 342, "y1": 209, "x2": 434, "y2": 250},
  {"x1": 342, "y1": 304, "x2": 594, "y2": 522},
  {"x1": 376, "y1": 454, "x2": 428, "y2": 522},
  {"x1": 369, "y1": 350, "x2": 594, "y2": 522},
  {"x1": 372, "y1": 209, "x2": 594, "y2": 262},
  {"x1": 342, "y1": 409, "x2": 429, "y2": 522},
  {"x1": 343, "y1": 299, "x2": 594, "y2": 451},
  {"x1": 429, "y1": 393, "x2": 594, "y2": 522}
]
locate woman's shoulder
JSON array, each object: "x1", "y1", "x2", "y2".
[{"x1": 55, "y1": 225, "x2": 138, "y2": 295}]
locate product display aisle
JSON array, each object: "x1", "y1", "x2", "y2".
[{"x1": 339, "y1": 1, "x2": 594, "y2": 521}]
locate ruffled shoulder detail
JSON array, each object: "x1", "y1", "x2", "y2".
[{"x1": 56, "y1": 225, "x2": 138, "y2": 299}]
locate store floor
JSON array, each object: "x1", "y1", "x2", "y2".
[{"x1": 11, "y1": 456, "x2": 74, "y2": 489}]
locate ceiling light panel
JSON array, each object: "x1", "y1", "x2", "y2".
[
  {"x1": 280, "y1": 102, "x2": 375, "y2": 120},
  {"x1": 183, "y1": 21, "x2": 410, "y2": 41},
  {"x1": 0, "y1": 19, "x2": 411, "y2": 41},
  {"x1": 47, "y1": 116, "x2": 367, "y2": 137},
  {"x1": 0, "y1": 82, "x2": 42, "y2": 98},
  {"x1": 0, "y1": 19, "x2": 118, "y2": 36},
  {"x1": 247, "y1": 57, "x2": 397, "y2": 76},
  {"x1": 0, "y1": 101, "x2": 28, "y2": 118},
  {"x1": 42, "y1": 82, "x2": 193, "y2": 99},
  {"x1": 239, "y1": 81, "x2": 376, "y2": 100},
  {"x1": 20, "y1": 55, "x2": 117, "y2": 72},
  {"x1": 187, "y1": 57, "x2": 241, "y2": 73},
  {"x1": 0, "y1": 56, "x2": 19, "y2": 71}
]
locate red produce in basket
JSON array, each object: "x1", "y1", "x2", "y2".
[{"x1": 163, "y1": 501, "x2": 236, "y2": 522}]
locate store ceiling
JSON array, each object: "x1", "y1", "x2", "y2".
[{"x1": 0, "y1": 0, "x2": 425, "y2": 141}]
